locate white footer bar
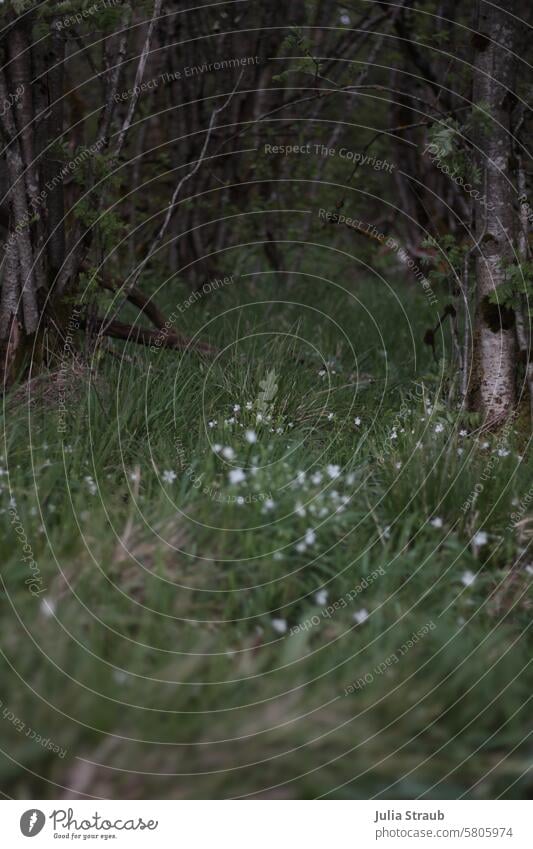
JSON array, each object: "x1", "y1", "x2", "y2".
[{"x1": 3, "y1": 800, "x2": 530, "y2": 847}]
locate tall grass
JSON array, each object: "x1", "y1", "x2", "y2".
[{"x1": 0, "y1": 275, "x2": 531, "y2": 799}]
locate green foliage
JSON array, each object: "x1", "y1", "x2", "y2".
[
  {"x1": 421, "y1": 234, "x2": 467, "y2": 288},
  {"x1": 51, "y1": 0, "x2": 127, "y2": 28},
  {"x1": 426, "y1": 118, "x2": 480, "y2": 184},
  {"x1": 426, "y1": 103, "x2": 492, "y2": 187},
  {"x1": 489, "y1": 261, "x2": 533, "y2": 313},
  {"x1": 273, "y1": 28, "x2": 321, "y2": 82}
]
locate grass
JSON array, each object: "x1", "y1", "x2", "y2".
[{"x1": 0, "y1": 269, "x2": 531, "y2": 799}]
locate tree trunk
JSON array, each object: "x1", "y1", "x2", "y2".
[
  {"x1": 516, "y1": 156, "x2": 533, "y2": 422},
  {"x1": 43, "y1": 18, "x2": 66, "y2": 288},
  {"x1": 470, "y1": 1, "x2": 518, "y2": 425}
]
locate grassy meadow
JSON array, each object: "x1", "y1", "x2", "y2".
[{"x1": 1, "y1": 263, "x2": 531, "y2": 799}]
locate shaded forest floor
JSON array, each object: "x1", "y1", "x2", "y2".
[{"x1": 1, "y1": 271, "x2": 531, "y2": 799}]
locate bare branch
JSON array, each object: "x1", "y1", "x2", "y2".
[
  {"x1": 114, "y1": 0, "x2": 162, "y2": 161},
  {"x1": 85, "y1": 316, "x2": 216, "y2": 356},
  {"x1": 97, "y1": 5, "x2": 132, "y2": 148},
  {"x1": 131, "y1": 69, "x2": 245, "y2": 290}
]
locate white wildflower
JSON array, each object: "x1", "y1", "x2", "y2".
[
  {"x1": 434, "y1": 423, "x2": 444, "y2": 433},
  {"x1": 221, "y1": 446, "x2": 235, "y2": 460},
  {"x1": 353, "y1": 608, "x2": 369, "y2": 625},
  {"x1": 430, "y1": 517, "x2": 443, "y2": 529},
  {"x1": 271, "y1": 618, "x2": 287, "y2": 634},
  {"x1": 84, "y1": 475, "x2": 97, "y2": 494},
  {"x1": 305, "y1": 528, "x2": 316, "y2": 546},
  {"x1": 472, "y1": 530, "x2": 488, "y2": 547},
  {"x1": 245, "y1": 429, "x2": 257, "y2": 444},
  {"x1": 327, "y1": 464, "x2": 341, "y2": 479},
  {"x1": 461, "y1": 570, "x2": 476, "y2": 587},
  {"x1": 354, "y1": 417, "x2": 361, "y2": 426},
  {"x1": 228, "y1": 468, "x2": 246, "y2": 484},
  {"x1": 314, "y1": 589, "x2": 328, "y2": 606},
  {"x1": 161, "y1": 470, "x2": 176, "y2": 484}
]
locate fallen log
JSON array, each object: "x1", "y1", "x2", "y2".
[{"x1": 81, "y1": 315, "x2": 216, "y2": 356}]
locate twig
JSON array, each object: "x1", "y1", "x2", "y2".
[
  {"x1": 96, "y1": 4, "x2": 132, "y2": 148},
  {"x1": 101, "y1": 70, "x2": 244, "y2": 333},
  {"x1": 132, "y1": 69, "x2": 245, "y2": 288},
  {"x1": 114, "y1": 0, "x2": 162, "y2": 161}
]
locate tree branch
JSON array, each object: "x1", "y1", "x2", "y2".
[
  {"x1": 84, "y1": 316, "x2": 216, "y2": 356},
  {"x1": 114, "y1": 0, "x2": 162, "y2": 161}
]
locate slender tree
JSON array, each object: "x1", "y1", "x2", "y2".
[{"x1": 470, "y1": 0, "x2": 519, "y2": 424}]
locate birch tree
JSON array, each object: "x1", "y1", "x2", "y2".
[{"x1": 470, "y1": 0, "x2": 520, "y2": 425}]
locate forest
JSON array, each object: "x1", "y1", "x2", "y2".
[{"x1": 0, "y1": 0, "x2": 531, "y2": 802}]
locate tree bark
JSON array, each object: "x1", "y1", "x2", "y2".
[
  {"x1": 43, "y1": 18, "x2": 66, "y2": 287},
  {"x1": 516, "y1": 156, "x2": 533, "y2": 422},
  {"x1": 470, "y1": 1, "x2": 518, "y2": 424}
]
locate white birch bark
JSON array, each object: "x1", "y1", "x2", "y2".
[{"x1": 471, "y1": 1, "x2": 518, "y2": 424}]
